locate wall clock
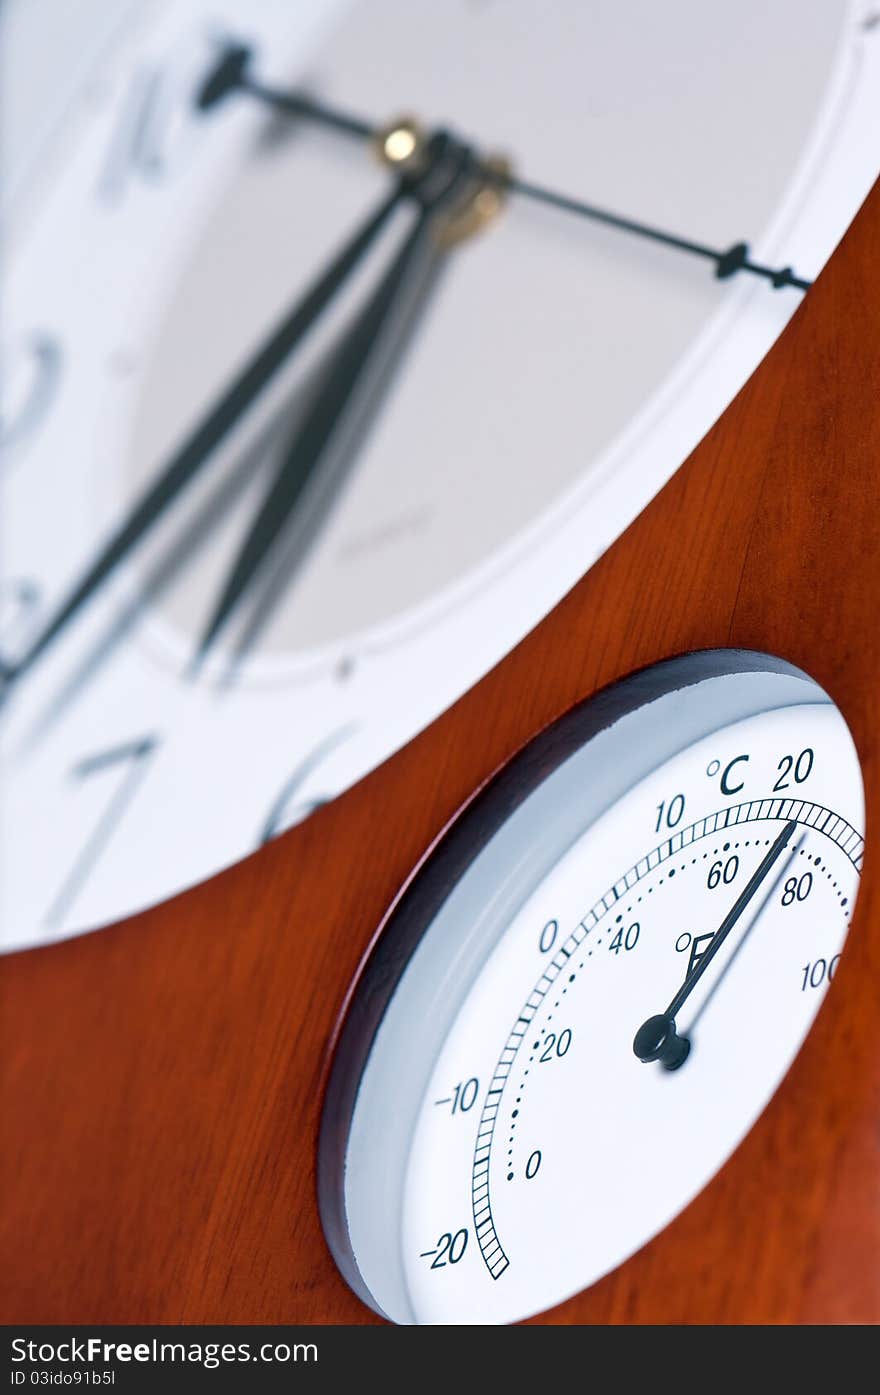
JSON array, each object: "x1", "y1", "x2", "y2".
[
  {"x1": 1, "y1": 152, "x2": 877, "y2": 1324},
  {"x1": 2, "y1": 0, "x2": 879, "y2": 952}
]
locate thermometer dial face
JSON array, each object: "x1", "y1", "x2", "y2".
[{"x1": 319, "y1": 653, "x2": 864, "y2": 1324}]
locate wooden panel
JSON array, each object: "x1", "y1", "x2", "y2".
[{"x1": 1, "y1": 180, "x2": 878, "y2": 1325}]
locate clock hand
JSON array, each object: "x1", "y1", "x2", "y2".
[
  {"x1": 198, "y1": 41, "x2": 811, "y2": 293},
  {"x1": 633, "y1": 818, "x2": 799, "y2": 1070},
  {"x1": 197, "y1": 40, "x2": 373, "y2": 141},
  {"x1": 195, "y1": 136, "x2": 481, "y2": 662},
  {"x1": 223, "y1": 246, "x2": 448, "y2": 677},
  {"x1": 0, "y1": 147, "x2": 433, "y2": 689}
]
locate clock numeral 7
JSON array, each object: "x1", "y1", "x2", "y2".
[{"x1": 44, "y1": 735, "x2": 160, "y2": 930}]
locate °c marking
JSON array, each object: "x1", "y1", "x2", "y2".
[{"x1": 720, "y1": 753, "x2": 749, "y2": 796}]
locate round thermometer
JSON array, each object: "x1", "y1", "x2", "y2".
[{"x1": 318, "y1": 651, "x2": 865, "y2": 1324}]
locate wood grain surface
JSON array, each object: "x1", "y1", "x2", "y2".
[{"x1": 1, "y1": 179, "x2": 878, "y2": 1326}]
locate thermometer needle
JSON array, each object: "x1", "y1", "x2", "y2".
[{"x1": 633, "y1": 818, "x2": 799, "y2": 1070}]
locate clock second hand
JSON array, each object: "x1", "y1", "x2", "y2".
[
  {"x1": 198, "y1": 41, "x2": 812, "y2": 293},
  {"x1": 632, "y1": 818, "x2": 800, "y2": 1070}
]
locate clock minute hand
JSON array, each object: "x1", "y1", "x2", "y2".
[
  {"x1": 1, "y1": 172, "x2": 415, "y2": 688},
  {"x1": 633, "y1": 818, "x2": 799, "y2": 1070},
  {"x1": 195, "y1": 136, "x2": 481, "y2": 662}
]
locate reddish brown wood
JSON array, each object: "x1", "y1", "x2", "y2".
[{"x1": 1, "y1": 181, "x2": 878, "y2": 1326}]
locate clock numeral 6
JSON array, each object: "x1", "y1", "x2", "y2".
[{"x1": 259, "y1": 725, "x2": 356, "y2": 845}]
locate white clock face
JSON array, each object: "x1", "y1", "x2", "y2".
[
  {"x1": 2, "y1": 1, "x2": 879, "y2": 951},
  {"x1": 324, "y1": 654, "x2": 864, "y2": 1324}
]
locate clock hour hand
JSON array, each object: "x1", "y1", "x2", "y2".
[
  {"x1": 195, "y1": 136, "x2": 484, "y2": 662},
  {"x1": 1, "y1": 168, "x2": 420, "y2": 688}
]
